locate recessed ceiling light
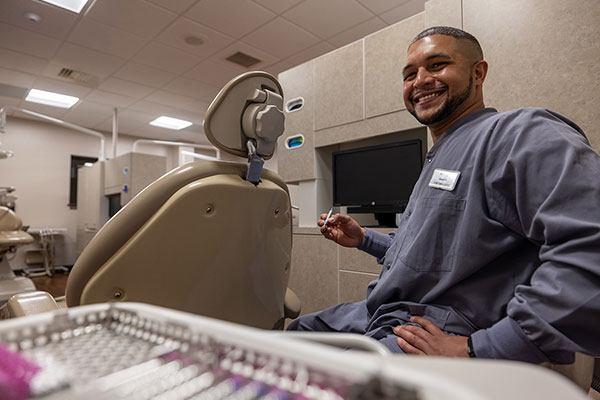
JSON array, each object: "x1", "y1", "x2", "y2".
[
  {"x1": 150, "y1": 116, "x2": 193, "y2": 130},
  {"x1": 39, "y1": 0, "x2": 92, "y2": 13},
  {"x1": 25, "y1": 88, "x2": 79, "y2": 108},
  {"x1": 24, "y1": 12, "x2": 42, "y2": 23},
  {"x1": 184, "y1": 35, "x2": 204, "y2": 46}
]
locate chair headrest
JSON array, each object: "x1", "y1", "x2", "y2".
[
  {"x1": 204, "y1": 71, "x2": 284, "y2": 160},
  {"x1": 0, "y1": 206, "x2": 22, "y2": 231}
]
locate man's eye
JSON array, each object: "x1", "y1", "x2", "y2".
[
  {"x1": 430, "y1": 62, "x2": 447, "y2": 70},
  {"x1": 403, "y1": 72, "x2": 416, "y2": 81}
]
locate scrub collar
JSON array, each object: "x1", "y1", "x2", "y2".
[{"x1": 426, "y1": 107, "x2": 497, "y2": 156}]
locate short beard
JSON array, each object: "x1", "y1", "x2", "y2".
[{"x1": 409, "y1": 75, "x2": 473, "y2": 126}]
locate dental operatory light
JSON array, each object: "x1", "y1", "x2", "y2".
[
  {"x1": 39, "y1": 0, "x2": 91, "y2": 13},
  {"x1": 25, "y1": 89, "x2": 79, "y2": 109},
  {"x1": 149, "y1": 116, "x2": 193, "y2": 130}
]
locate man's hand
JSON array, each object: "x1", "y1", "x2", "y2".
[
  {"x1": 317, "y1": 213, "x2": 365, "y2": 248},
  {"x1": 393, "y1": 316, "x2": 469, "y2": 357}
]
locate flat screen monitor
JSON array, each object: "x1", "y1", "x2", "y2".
[{"x1": 332, "y1": 139, "x2": 423, "y2": 213}]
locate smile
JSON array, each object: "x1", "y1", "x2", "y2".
[{"x1": 412, "y1": 89, "x2": 446, "y2": 105}]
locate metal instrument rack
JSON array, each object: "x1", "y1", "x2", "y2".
[{"x1": 0, "y1": 303, "x2": 419, "y2": 400}]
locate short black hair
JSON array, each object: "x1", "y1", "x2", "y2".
[{"x1": 411, "y1": 26, "x2": 483, "y2": 60}]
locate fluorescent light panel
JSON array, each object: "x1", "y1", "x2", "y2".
[
  {"x1": 40, "y1": 0, "x2": 91, "y2": 13},
  {"x1": 25, "y1": 89, "x2": 79, "y2": 109},
  {"x1": 150, "y1": 116, "x2": 193, "y2": 130}
]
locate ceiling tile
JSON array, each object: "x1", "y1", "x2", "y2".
[
  {"x1": 52, "y1": 43, "x2": 126, "y2": 79},
  {"x1": 0, "y1": 22, "x2": 61, "y2": 60},
  {"x1": 186, "y1": 0, "x2": 276, "y2": 39},
  {"x1": 0, "y1": 67, "x2": 37, "y2": 88},
  {"x1": 18, "y1": 99, "x2": 69, "y2": 119},
  {"x1": 163, "y1": 77, "x2": 219, "y2": 102},
  {"x1": 98, "y1": 77, "x2": 155, "y2": 99},
  {"x1": 94, "y1": 108, "x2": 149, "y2": 133},
  {"x1": 128, "y1": 124, "x2": 203, "y2": 141},
  {"x1": 86, "y1": 0, "x2": 177, "y2": 39},
  {"x1": 356, "y1": 0, "x2": 412, "y2": 14},
  {"x1": 118, "y1": 108, "x2": 155, "y2": 124},
  {"x1": 32, "y1": 76, "x2": 93, "y2": 98},
  {"x1": 145, "y1": 0, "x2": 198, "y2": 14},
  {"x1": 145, "y1": 91, "x2": 208, "y2": 113},
  {"x1": 85, "y1": 90, "x2": 137, "y2": 108},
  {"x1": 156, "y1": 17, "x2": 235, "y2": 59},
  {"x1": 0, "y1": 48, "x2": 48, "y2": 76},
  {"x1": 0, "y1": 83, "x2": 27, "y2": 100},
  {"x1": 327, "y1": 17, "x2": 387, "y2": 48},
  {"x1": 63, "y1": 100, "x2": 116, "y2": 127},
  {"x1": 114, "y1": 62, "x2": 177, "y2": 88},
  {"x1": 133, "y1": 42, "x2": 202, "y2": 74},
  {"x1": 243, "y1": 17, "x2": 320, "y2": 59},
  {"x1": 129, "y1": 100, "x2": 203, "y2": 124},
  {"x1": 184, "y1": 60, "x2": 241, "y2": 87},
  {"x1": 252, "y1": 0, "x2": 304, "y2": 15},
  {"x1": 283, "y1": 0, "x2": 374, "y2": 39},
  {"x1": 68, "y1": 18, "x2": 147, "y2": 58},
  {"x1": 379, "y1": 0, "x2": 426, "y2": 24},
  {"x1": 0, "y1": 95, "x2": 21, "y2": 107},
  {"x1": 210, "y1": 42, "x2": 279, "y2": 73},
  {"x1": 0, "y1": 0, "x2": 79, "y2": 40}
]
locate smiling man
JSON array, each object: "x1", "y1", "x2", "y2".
[{"x1": 287, "y1": 26, "x2": 600, "y2": 366}]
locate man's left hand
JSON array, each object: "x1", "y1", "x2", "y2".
[{"x1": 393, "y1": 316, "x2": 469, "y2": 357}]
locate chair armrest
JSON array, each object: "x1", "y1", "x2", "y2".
[
  {"x1": 7, "y1": 291, "x2": 59, "y2": 317},
  {"x1": 284, "y1": 287, "x2": 301, "y2": 319}
]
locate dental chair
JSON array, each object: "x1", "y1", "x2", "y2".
[
  {"x1": 7, "y1": 71, "x2": 300, "y2": 329},
  {"x1": 0, "y1": 206, "x2": 36, "y2": 304}
]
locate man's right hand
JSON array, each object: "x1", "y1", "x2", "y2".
[{"x1": 317, "y1": 213, "x2": 365, "y2": 248}]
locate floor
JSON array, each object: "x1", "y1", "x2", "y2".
[{"x1": 30, "y1": 272, "x2": 69, "y2": 297}]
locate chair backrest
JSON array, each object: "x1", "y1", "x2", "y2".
[
  {"x1": 0, "y1": 206, "x2": 33, "y2": 252},
  {"x1": 0, "y1": 206, "x2": 22, "y2": 231},
  {"x1": 67, "y1": 72, "x2": 293, "y2": 329}
]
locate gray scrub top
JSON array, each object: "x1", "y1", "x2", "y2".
[{"x1": 360, "y1": 107, "x2": 600, "y2": 363}]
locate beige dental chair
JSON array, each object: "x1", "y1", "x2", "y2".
[
  {"x1": 0, "y1": 206, "x2": 36, "y2": 303},
  {"x1": 8, "y1": 71, "x2": 300, "y2": 329}
]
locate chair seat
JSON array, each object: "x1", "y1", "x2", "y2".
[{"x1": 0, "y1": 230, "x2": 33, "y2": 247}]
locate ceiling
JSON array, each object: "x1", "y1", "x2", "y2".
[{"x1": 0, "y1": 0, "x2": 425, "y2": 143}]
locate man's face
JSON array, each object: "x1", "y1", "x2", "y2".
[{"x1": 402, "y1": 35, "x2": 475, "y2": 126}]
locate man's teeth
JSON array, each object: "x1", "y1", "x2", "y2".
[{"x1": 417, "y1": 92, "x2": 440, "y2": 103}]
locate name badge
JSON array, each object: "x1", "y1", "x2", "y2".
[{"x1": 429, "y1": 168, "x2": 460, "y2": 191}]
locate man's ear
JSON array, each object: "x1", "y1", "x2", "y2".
[{"x1": 474, "y1": 60, "x2": 488, "y2": 85}]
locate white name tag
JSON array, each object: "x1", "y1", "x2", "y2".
[{"x1": 429, "y1": 168, "x2": 461, "y2": 191}]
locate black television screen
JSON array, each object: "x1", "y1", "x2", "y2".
[{"x1": 332, "y1": 139, "x2": 423, "y2": 212}]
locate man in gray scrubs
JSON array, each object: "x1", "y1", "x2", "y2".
[{"x1": 287, "y1": 26, "x2": 600, "y2": 364}]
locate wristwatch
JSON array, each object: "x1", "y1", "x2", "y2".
[{"x1": 467, "y1": 336, "x2": 477, "y2": 358}]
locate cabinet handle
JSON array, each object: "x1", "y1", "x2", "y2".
[
  {"x1": 285, "y1": 97, "x2": 304, "y2": 113},
  {"x1": 285, "y1": 134, "x2": 305, "y2": 149}
]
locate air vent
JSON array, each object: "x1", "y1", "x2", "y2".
[
  {"x1": 55, "y1": 67, "x2": 100, "y2": 87},
  {"x1": 225, "y1": 51, "x2": 261, "y2": 68}
]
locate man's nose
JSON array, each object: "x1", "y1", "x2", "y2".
[{"x1": 414, "y1": 68, "x2": 434, "y2": 88}]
